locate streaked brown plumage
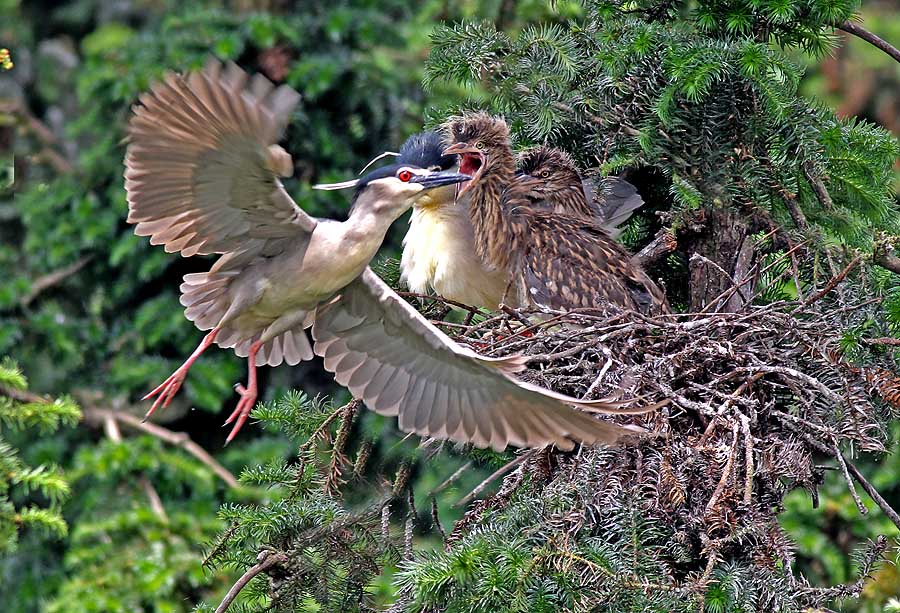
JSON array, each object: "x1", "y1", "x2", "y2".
[
  {"x1": 125, "y1": 61, "x2": 658, "y2": 449},
  {"x1": 444, "y1": 113, "x2": 669, "y2": 315},
  {"x1": 516, "y1": 146, "x2": 645, "y2": 236},
  {"x1": 516, "y1": 146, "x2": 593, "y2": 218}
]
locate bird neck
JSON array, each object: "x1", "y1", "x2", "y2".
[
  {"x1": 467, "y1": 148, "x2": 519, "y2": 272},
  {"x1": 341, "y1": 193, "x2": 408, "y2": 268}
]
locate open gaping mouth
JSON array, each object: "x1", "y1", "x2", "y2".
[{"x1": 457, "y1": 152, "x2": 483, "y2": 195}]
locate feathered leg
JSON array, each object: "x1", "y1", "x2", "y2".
[
  {"x1": 143, "y1": 328, "x2": 220, "y2": 419},
  {"x1": 223, "y1": 340, "x2": 262, "y2": 444}
]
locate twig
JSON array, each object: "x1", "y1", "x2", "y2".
[
  {"x1": 83, "y1": 408, "x2": 239, "y2": 488},
  {"x1": 845, "y1": 462, "x2": 900, "y2": 531},
  {"x1": 396, "y1": 291, "x2": 482, "y2": 313},
  {"x1": 13, "y1": 256, "x2": 93, "y2": 308},
  {"x1": 139, "y1": 476, "x2": 169, "y2": 522},
  {"x1": 793, "y1": 255, "x2": 861, "y2": 312},
  {"x1": 838, "y1": 19, "x2": 900, "y2": 65},
  {"x1": 455, "y1": 452, "x2": 533, "y2": 508},
  {"x1": 860, "y1": 337, "x2": 900, "y2": 347},
  {"x1": 802, "y1": 161, "x2": 834, "y2": 211},
  {"x1": 582, "y1": 347, "x2": 614, "y2": 399},
  {"x1": 297, "y1": 401, "x2": 355, "y2": 458},
  {"x1": 832, "y1": 437, "x2": 867, "y2": 515},
  {"x1": 704, "y1": 421, "x2": 740, "y2": 517},
  {"x1": 215, "y1": 551, "x2": 288, "y2": 613},
  {"x1": 739, "y1": 413, "x2": 754, "y2": 506},
  {"x1": 428, "y1": 461, "x2": 473, "y2": 497},
  {"x1": 101, "y1": 412, "x2": 169, "y2": 522},
  {"x1": 430, "y1": 496, "x2": 448, "y2": 544},
  {"x1": 733, "y1": 366, "x2": 844, "y2": 405},
  {"x1": 787, "y1": 425, "x2": 900, "y2": 531}
]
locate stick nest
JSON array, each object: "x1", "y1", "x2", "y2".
[{"x1": 408, "y1": 286, "x2": 900, "y2": 604}]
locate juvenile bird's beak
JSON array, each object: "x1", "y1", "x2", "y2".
[
  {"x1": 411, "y1": 171, "x2": 471, "y2": 190},
  {"x1": 442, "y1": 143, "x2": 478, "y2": 156},
  {"x1": 442, "y1": 144, "x2": 483, "y2": 196}
]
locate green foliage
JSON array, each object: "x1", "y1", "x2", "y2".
[
  {"x1": 201, "y1": 393, "x2": 399, "y2": 611},
  {"x1": 2, "y1": 0, "x2": 898, "y2": 611},
  {"x1": 426, "y1": 1, "x2": 899, "y2": 256},
  {"x1": 0, "y1": 358, "x2": 79, "y2": 553},
  {"x1": 1, "y1": 1, "x2": 463, "y2": 609}
]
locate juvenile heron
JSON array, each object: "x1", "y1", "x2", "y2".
[
  {"x1": 443, "y1": 113, "x2": 669, "y2": 314},
  {"x1": 516, "y1": 146, "x2": 644, "y2": 236},
  {"x1": 126, "y1": 61, "x2": 656, "y2": 448},
  {"x1": 396, "y1": 132, "x2": 509, "y2": 310}
]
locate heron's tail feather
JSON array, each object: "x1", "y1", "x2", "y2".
[
  {"x1": 180, "y1": 270, "x2": 239, "y2": 331},
  {"x1": 217, "y1": 326, "x2": 313, "y2": 367}
]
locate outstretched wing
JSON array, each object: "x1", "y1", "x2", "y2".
[
  {"x1": 312, "y1": 268, "x2": 655, "y2": 451},
  {"x1": 582, "y1": 174, "x2": 644, "y2": 237},
  {"x1": 125, "y1": 59, "x2": 316, "y2": 257}
]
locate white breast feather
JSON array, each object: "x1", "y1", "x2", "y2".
[{"x1": 401, "y1": 206, "x2": 507, "y2": 310}]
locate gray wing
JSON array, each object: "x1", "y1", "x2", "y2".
[
  {"x1": 311, "y1": 268, "x2": 654, "y2": 451},
  {"x1": 125, "y1": 59, "x2": 315, "y2": 257},
  {"x1": 582, "y1": 175, "x2": 644, "y2": 238}
]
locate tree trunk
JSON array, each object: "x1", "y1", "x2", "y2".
[{"x1": 687, "y1": 206, "x2": 756, "y2": 312}]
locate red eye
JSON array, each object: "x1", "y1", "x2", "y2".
[{"x1": 398, "y1": 170, "x2": 412, "y2": 182}]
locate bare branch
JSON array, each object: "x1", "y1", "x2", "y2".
[
  {"x1": 793, "y1": 255, "x2": 861, "y2": 311},
  {"x1": 83, "y1": 408, "x2": 239, "y2": 489},
  {"x1": 636, "y1": 228, "x2": 678, "y2": 267},
  {"x1": 838, "y1": 19, "x2": 900, "y2": 65},
  {"x1": 455, "y1": 451, "x2": 533, "y2": 508},
  {"x1": 19, "y1": 256, "x2": 93, "y2": 308},
  {"x1": 832, "y1": 437, "x2": 867, "y2": 515},
  {"x1": 215, "y1": 551, "x2": 288, "y2": 613}
]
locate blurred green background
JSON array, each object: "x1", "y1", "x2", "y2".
[{"x1": 0, "y1": 0, "x2": 898, "y2": 610}]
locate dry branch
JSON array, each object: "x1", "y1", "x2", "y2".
[
  {"x1": 84, "y1": 408, "x2": 239, "y2": 488},
  {"x1": 838, "y1": 19, "x2": 900, "y2": 65}
]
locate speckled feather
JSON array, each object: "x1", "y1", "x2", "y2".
[
  {"x1": 445, "y1": 114, "x2": 669, "y2": 315},
  {"x1": 516, "y1": 145, "x2": 645, "y2": 237}
]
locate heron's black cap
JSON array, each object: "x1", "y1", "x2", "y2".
[
  {"x1": 351, "y1": 132, "x2": 457, "y2": 202},
  {"x1": 398, "y1": 131, "x2": 456, "y2": 171}
]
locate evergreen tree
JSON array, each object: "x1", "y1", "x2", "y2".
[
  {"x1": 197, "y1": 1, "x2": 900, "y2": 612},
  {"x1": 0, "y1": 358, "x2": 79, "y2": 553}
]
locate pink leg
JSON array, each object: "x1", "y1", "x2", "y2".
[
  {"x1": 143, "y1": 328, "x2": 220, "y2": 420},
  {"x1": 223, "y1": 340, "x2": 262, "y2": 444}
]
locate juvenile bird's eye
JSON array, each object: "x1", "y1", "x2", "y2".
[
  {"x1": 475, "y1": 141, "x2": 484, "y2": 150},
  {"x1": 398, "y1": 170, "x2": 412, "y2": 182},
  {"x1": 540, "y1": 170, "x2": 550, "y2": 178}
]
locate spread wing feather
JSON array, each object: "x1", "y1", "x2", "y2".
[
  {"x1": 125, "y1": 59, "x2": 315, "y2": 258},
  {"x1": 582, "y1": 175, "x2": 645, "y2": 237},
  {"x1": 312, "y1": 268, "x2": 653, "y2": 451}
]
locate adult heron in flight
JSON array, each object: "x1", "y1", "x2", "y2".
[{"x1": 125, "y1": 61, "x2": 657, "y2": 448}]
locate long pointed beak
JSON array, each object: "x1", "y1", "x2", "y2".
[
  {"x1": 442, "y1": 143, "x2": 478, "y2": 156},
  {"x1": 411, "y1": 171, "x2": 472, "y2": 190}
]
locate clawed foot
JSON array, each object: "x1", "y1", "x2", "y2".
[
  {"x1": 223, "y1": 383, "x2": 257, "y2": 444},
  {"x1": 142, "y1": 369, "x2": 187, "y2": 420}
]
